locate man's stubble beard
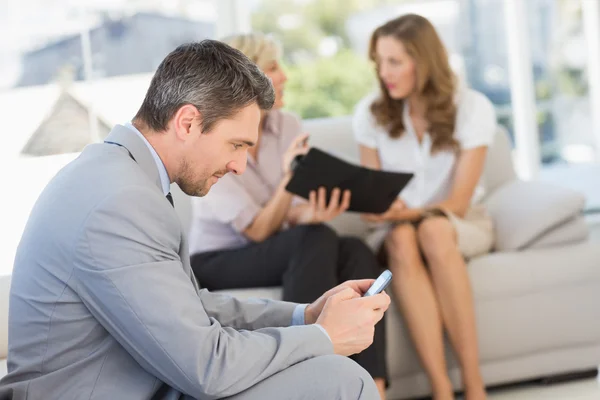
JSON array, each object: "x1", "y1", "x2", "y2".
[{"x1": 177, "y1": 158, "x2": 210, "y2": 197}]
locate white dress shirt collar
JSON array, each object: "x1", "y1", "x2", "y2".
[{"x1": 124, "y1": 122, "x2": 171, "y2": 196}]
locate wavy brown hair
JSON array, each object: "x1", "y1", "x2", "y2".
[{"x1": 369, "y1": 14, "x2": 458, "y2": 153}]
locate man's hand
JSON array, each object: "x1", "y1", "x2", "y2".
[
  {"x1": 304, "y1": 279, "x2": 375, "y2": 324},
  {"x1": 316, "y1": 288, "x2": 391, "y2": 356},
  {"x1": 292, "y1": 187, "x2": 351, "y2": 225},
  {"x1": 362, "y1": 198, "x2": 406, "y2": 223}
]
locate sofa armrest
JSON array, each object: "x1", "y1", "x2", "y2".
[{"x1": 484, "y1": 180, "x2": 585, "y2": 251}]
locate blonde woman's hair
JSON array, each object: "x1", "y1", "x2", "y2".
[
  {"x1": 369, "y1": 14, "x2": 458, "y2": 153},
  {"x1": 220, "y1": 33, "x2": 282, "y2": 70}
]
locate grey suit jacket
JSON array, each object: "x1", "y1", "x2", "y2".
[{"x1": 0, "y1": 126, "x2": 332, "y2": 400}]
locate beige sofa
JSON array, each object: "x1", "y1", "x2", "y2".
[{"x1": 0, "y1": 116, "x2": 598, "y2": 399}]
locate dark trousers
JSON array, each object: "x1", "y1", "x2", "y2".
[{"x1": 190, "y1": 224, "x2": 387, "y2": 381}]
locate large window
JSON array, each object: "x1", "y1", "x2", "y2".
[
  {"x1": 527, "y1": 0, "x2": 593, "y2": 164},
  {"x1": 249, "y1": 0, "x2": 517, "y2": 133},
  {"x1": 251, "y1": 0, "x2": 597, "y2": 166},
  {"x1": 0, "y1": 0, "x2": 217, "y2": 275}
]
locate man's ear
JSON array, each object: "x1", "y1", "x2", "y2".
[{"x1": 172, "y1": 104, "x2": 202, "y2": 140}]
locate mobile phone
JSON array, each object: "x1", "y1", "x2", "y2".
[{"x1": 363, "y1": 269, "x2": 393, "y2": 297}]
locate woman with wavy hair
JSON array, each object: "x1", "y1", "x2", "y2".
[{"x1": 353, "y1": 14, "x2": 496, "y2": 400}]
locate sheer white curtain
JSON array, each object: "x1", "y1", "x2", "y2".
[{"x1": 504, "y1": 0, "x2": 540, "y2": 179}]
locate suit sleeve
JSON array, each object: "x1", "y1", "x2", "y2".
[
  {"x1": 197, "y1": 288, "x2": 300, "y2": 330},
  {"x1": 73, "y1": 187, "x2": 333, "y2": 399}
]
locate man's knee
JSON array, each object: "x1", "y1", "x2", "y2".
[
  {"x1": 312, "y1": 355, "x2": 379, "y2": 399},
  {"x1": 293, "y1": 224, "x2": 339, "y2": 251},
  {"x1": 339, "y1": 236, "x2": 372, "y2": 256},
  {"x1": 339, "y1": 237, "x2": 380, "y2": 276}
]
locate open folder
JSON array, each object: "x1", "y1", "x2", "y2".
[{"x1": 285, "y1": 148, "x2": 414, "y2": 214}]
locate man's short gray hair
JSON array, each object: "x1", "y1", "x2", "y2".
[{"x1": 134, "y1": 40, "x2": 275, "y2": 133}]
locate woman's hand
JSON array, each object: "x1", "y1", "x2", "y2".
[
  {"x1": 282, "y1": 133, "x2": 310, "y2": 175},
  {"x1": 291, "y1": 187, "x2": 351, "y2": 225},
  {"x1": 362, "y1": 198, "x2": 406, "y2": 223}
]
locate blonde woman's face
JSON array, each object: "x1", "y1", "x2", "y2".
[
  {"x1": 263, "y1": 60, "x2": 287, "y2": 109},
  {"x1": 375, "y1": 36, "x2": 416, "y2": 100}
]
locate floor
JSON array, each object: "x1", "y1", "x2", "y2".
[
  {"x1": 407, "y1": 374, "x2": 600, "y2": 399},
  {"x1": 485, "y1": 376, "x2": 600, "y2": 400}
]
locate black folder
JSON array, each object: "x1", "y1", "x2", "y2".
[{"x1": 285, "y1": 148, "x2": 413, "y2": 214}]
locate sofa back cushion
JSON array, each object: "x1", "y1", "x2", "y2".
[
  {"x1": 481, "y1": 125, "x2": 517, "y2": 195},
  {"x1": 303, "y1": 116, "x2": 360, "y2": 163}
]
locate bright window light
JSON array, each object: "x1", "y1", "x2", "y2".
[
  {"x1": 318, "y1": 37, "x2": 339, "y2": 57},
  {"x1": 277, "y1": 14, "x2": 303, "y2": 30},
  {"x1": 561, "y1": 144, "x2": 596, "y2": 163}
]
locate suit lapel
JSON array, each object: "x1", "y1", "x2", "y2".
[
  {"x1": 104, "y1": 125, "x2": 202, "y2": 290},
  {"x1": 104, "y1": 125, "x2": 163, "y2": 193},
  {"x1": 179, "y1": 232, "x2": 201, "y2": 291}
]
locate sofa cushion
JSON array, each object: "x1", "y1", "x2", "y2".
[
  {"x1": 485, "y1": 180, "x2": 585, "y2": 251},
  {"x1": 326, "y1": 213, "x2": 369, "y2": 240},
  {"x1": 526, "y1": 215, "x2": 589, "y2": 250},
  {"x1": 468, "y1": 240, "x2": 600, "y2": 300},
  {"x1": 481, "y1": 126, "x2": 517, "y2": 195},
  {"x1": 302, "y1": 116, "x2": 359, "y2": 164}
]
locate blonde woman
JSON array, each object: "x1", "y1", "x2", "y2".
[
  {"x1": 188, "y1": 33, "x2": 388, "y2": 398},
  {"x1": 354, "y1": 15, "x2": 496, "y2": 400}
]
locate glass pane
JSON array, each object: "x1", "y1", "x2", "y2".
[
  {"x1": 455, "y1": 0, "x2": 513, "y2": 141},
  {"x1": 527, "y1": 0, "x2": 593, "y2": 164}
]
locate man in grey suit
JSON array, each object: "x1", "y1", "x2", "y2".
[{"x1": 0, "y1": 40, "x2": 390, "y2": 400}]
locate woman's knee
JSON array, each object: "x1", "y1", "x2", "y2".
[
  {"x1": 417, "y1": 217, "x2": 457, "y2": 261},
  {"x1": 290, "y1": 223, "x2": 339, "y2": 258},
  {"x1": 337, "y1": 236, "x2": 380, "y2": 278},
  {"x1": 301, "y1": 223, "x2": 337, "y2": 238},
  {"x1": 339, "y1": 236, "x2": 368, "y2": 252},
  {"x1": 293, "y1": 223, "x2": 337, "y2": 245},
  {"x1": 385, "y1": 224, "x2": 421, "y2": 270}
]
